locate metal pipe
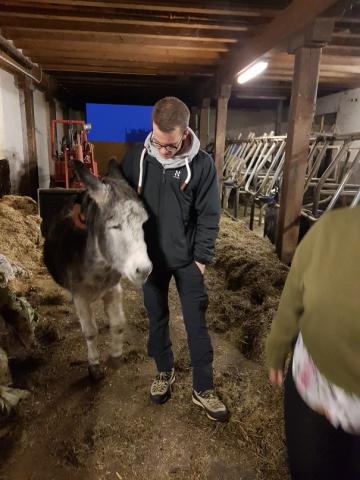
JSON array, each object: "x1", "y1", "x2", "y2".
[
  {"x1": 350, "y1": 188, "x2": 360, "y2": 208},
  {"x1": 0, "y1": 53, "x2": 42, "y2": 83},
  {"x1": 268, "y1": 151, "x2": 285, "y2": 192},
  {"x1": 326, "y1": 149, "x2": 360, "y2": 211},
  {"x1": 312, "y1": 142, "x2": 350, "y2": 214},
  {"x1": 304, "y1": 139, "x2": 330, "y2": 192},
  {"x1": 234, "y1": 142, "x2": 259, "y2": 185},
  {"x1": 257, "y1": 140, "x2": 286, "y2": 195},
  {"x1": 0, "y1": 34, "x2": 34, "y2": 70},
  {"x1": 245, "y1": 141, "x2": 277, "y2": 194}
]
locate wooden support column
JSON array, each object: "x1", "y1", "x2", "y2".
[
  {"x1": 19, "y1": 77, "x2": 38, "y2": 198},
  {"x1": 199, "y1": 97, "x2": 210, "y2": 149},
  {"x1": 190, "y1": 106, "x2": 199, "y2": 137},
  {"x1": 48, "y1": 97, "x2": 56, "y2": 123},
  {"x1": 276, "y1": 46, "x2": 321, "y2": 263},
  {"x1": 62, "y1": 104, "x2": 70, "y2": 138},
  {"x1": 47, "y1": 96, "x2": 57, "y2": 146},
  {"x1": 214, "y1": 84, "x2": 231, "y2": 186},
  {"x1": 46, "y1": 95, "x2": 57, "y2": 178},
  {"x1": 275, "y1": 99, "x2": 284, "y2": 136}
]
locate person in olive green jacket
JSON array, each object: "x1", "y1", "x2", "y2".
[{"x1": 266, "y1": 206, "x2": 360, "y2": 480}]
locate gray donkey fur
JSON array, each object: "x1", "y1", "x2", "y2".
[{"x1": 43, "y1": 159, "x2": 152, "y2": 380}]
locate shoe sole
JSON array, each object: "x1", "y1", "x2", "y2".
[
  {"x1": 192, "y1": 394, "x2": 229, "y2": 423},
  {"x1": 150, "y1": 375, "x2": 175, "y2": 405}
]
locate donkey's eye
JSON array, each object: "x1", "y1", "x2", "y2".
[{"x1": 111, "y1": 224, "x2": 122, "y2": 230}]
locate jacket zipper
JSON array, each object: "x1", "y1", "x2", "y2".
[{"x1": 158, "y1": 168, "x2": 166, "y2": 244}]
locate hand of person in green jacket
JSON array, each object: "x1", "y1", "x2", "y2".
[{"x1": 269, "y1": 368, "x2": 283, "y2": 387}]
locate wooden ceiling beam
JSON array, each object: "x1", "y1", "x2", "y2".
[
  {"x1": 1, "y1": 27, "x2": 232, "y2": 51},
  {"x1": 52, "y1": 72, "x2": 189, "y2": 81},
  {"x1": 280, "y1": 65, "x2": 360, "y2": 74},
  {"x1": 338, "y1": 15, "x2": 360, "y2": 24},
  {"x1": 28, "y1": 52, "x2": 218, "y2": 66},
  {"x1": 261, "y1": 74, "x2": 360, "y2": 86},
  {"x1": 214, "y1": 0, "x2": 343, "y2": 87},
  {"x1": 16, "y1": 40, "x2": 222, "y2": 59},
  {"x1": 43, "y1": 64, "x2": 214, "y2": 76},
  {"x1": 0, "y1": 17, "x2": 245, "y2": 42},
  {"x1": 330, "y1": 36, "x2": 360, "y2": 47},
  {"x1": 0, "y1": 8, "x2": 260, "y2": 32},
  {"x1": 53, "y1": 78, "x2": 199, "y2": 87},
  {"x1": 265, "y1": 67, "x2": 360, "y2": 77},
  {"x1": 271, "y1": 51, "x2": 360, "y2": 66},
  {"x1": 324, "y1": 45, "x2": 360, "y2": 55},
  {"x1": 332, "y1": 30, "x2": 360, "y2": 39},
  {"x1": 0, "y1": 0, "x2": 283, "y2": 18}
]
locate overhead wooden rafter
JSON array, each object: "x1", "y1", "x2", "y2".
[
  {"x1": 213, "y1": 0, "x2": 351, "y2": 87},
  {"x1": 0, "y1": 0, "x2": 358, "y2": 104},
  {"x1": 0, "y1": 1, "x2": 283, "y2": 18}
]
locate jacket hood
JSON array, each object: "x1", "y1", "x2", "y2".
[{"x1": 143, "y1": 127, "x2": 200, "y2": 170}]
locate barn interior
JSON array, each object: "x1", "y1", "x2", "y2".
[{"x1": 0, "y1": 1, "x2": 360, "y2": 479}]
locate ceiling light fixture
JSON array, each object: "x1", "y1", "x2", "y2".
[{"x1": 236, "y1": 61, "x2": 268, "y2": 84}]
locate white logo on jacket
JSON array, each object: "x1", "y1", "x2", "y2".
[{"x1": 173, "y1": 170, "x2": 181, "y2": 180}]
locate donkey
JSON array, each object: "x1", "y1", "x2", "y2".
[{"x1": 43, "y1": 159, "x2": 152, "y2": 380}]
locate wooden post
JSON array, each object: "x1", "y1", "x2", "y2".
[
  {"x1": 276, "y1": 46, "x2": 321, "y2": 263},
  {"x1": 47, "y1": 96, "x2": 57, "y2": 179},
  {"x1": 62, "y1": 104, "x2": 70, "y2": 138},
  {"x1": 275, "y1": 99, "x2": 283, "y2": 136},
  {"x1": 199, "y1": 97, "x2": 210, "y2": 149},
  {"x1": 48, "y1": 96, "x2": 57, "y2": 149},
  {"x1": 19, "y1": 77, "x2": 38, "y2": 198},
  {"x1": 214, "y1": 83, "x2": 231, "y2": 186},
  {"x1": 190, "y1": 106, "x2": 199, "y2": 137},
  {"x1": 48, "y1": 98, "x2": 56, "y2": 123}
]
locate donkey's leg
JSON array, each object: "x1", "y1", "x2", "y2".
[
  {"x1": 73, "y1": 295, "x2": 104, "y2": 381},
  {"x1": 102, "y1": 283, "x2": 126, "y2": 359}
]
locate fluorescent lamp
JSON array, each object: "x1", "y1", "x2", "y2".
[{"x1": 236, "y1": 61, "x2": 268, "y2": 84}]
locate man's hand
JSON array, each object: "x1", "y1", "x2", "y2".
[
  {"x1": 72, "y1": 203, "x2": 87, "y2": 230},
  {"x1": 195, "y1": 261, "x2": 205, "y2": 275},
  {"x1": 269, "y1": 368, "x2": 284, "y2": 387}
]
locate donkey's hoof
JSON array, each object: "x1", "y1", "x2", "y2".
[
  {"x1": 108, "y1": 355, "x2": 123, "y2": 369},
  {"x1": 88, "y1": 364, "x2": 105, "y2": 381}
]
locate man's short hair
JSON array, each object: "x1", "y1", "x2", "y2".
[{"x1": 152, "y1": 97, "x2": 190, "y2": 132}]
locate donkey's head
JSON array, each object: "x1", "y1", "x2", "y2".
[{"x1": 73, "y1": 159, "x2": 152, "y2": 287}]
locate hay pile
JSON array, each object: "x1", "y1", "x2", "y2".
[
  {"x1": 0, "y1": 195, "x2": 62, "y2": 344},
  {"x1": 207, "y1": 216, "x2": 289, "y2": 479},
  {"x1": 0, "y1": 196, "x2": 42, "y2": 279},
  {"x1": 208, "y1": 216, "x2": 288, "y2": 360},
  {"x1": 0, "y1": 196, "x2": 45, "y2": 439}
]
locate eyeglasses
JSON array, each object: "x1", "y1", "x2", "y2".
[{"x1": 150, "y1": 133, "x2": 183, "y2": 153}]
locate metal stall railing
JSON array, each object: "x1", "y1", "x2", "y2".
[{"x1": 222, "y1": 131, "x2": 360, "y2": 239}]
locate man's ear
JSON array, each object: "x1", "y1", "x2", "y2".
[{"x1": 183, "y1": 128, "x2": 189, "y2": 140}]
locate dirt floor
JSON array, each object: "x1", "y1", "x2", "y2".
[{"x1": 0, "y1": 196, "x2": 289, "y2": 480}]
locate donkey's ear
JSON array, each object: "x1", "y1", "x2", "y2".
[
  {"x1": 72, "y1": 160, "x2": 108, "y2": 205},
  {"x1": 107, "y1": 157, "x2": 123, "y2": 180}
]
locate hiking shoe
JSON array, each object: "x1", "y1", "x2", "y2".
[
  {"x1": 150, "y1": 368, "x2": 175, "y2": 404},
  {"x1": 192, "y1": 389, "x2": 229, "y2": 422}
]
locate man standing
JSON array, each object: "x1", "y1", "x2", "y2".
[{"x1": 74, "y1": 97, "x2": 228, "y2": 422}]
